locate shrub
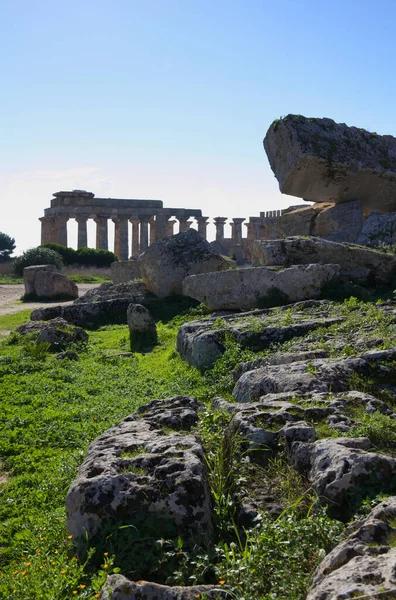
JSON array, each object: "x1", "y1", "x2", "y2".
[
  {"x1": 41, "y1": 244, "x2": 118, "y2": 268},
  {"x1": 13, "y1": 247, "x2": 63, "y2": 276}
]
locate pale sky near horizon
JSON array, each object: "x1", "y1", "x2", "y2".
[{"x1": 2, "y1": 0, "x2": 396, "y2": 254}]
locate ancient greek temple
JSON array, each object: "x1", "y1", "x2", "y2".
[{"x1": 40, "y1": 190, "x2": 293, "y2": 261}]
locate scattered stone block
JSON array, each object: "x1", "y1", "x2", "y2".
[
  {"x1": 264, "y1": 114, "x2": 396, "y2": 211},
  {"x1": 66, "y1": 396, "x2": 212, "y2": 546},
  {"x1": 252, "y1": 236, "x2": 396, "y2": 285},
  {"x1": 138, "y1": 228, "x2": 229, "y2": 297},
  {"x1": 182, "y1": 264, "x2": 340, "y2": 310},
  {"x1": 16, "y1": 317, "x2": 88, "y2": 351},
  {"x1": 23, "y1": 265, "x2": 78, "y2": 300},
  {"x1": 23, "y1": 264, "x2": 56, "y2": 295},
  {"x1": 110, "y1": 259, "x2": 141, "y2": 284},
  {"x1": 127, "y1": 303, "x2": 157, "y2": 351}
]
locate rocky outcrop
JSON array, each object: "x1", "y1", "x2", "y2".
[
  {"x1": 232, "y1": 350, "x2": 396, "y2": 403},
  {"x1": 138, "y1": 229, "x2": 229, "y2": 297},
  {"x1": 100, "y1": 574, "x2": 231, "y2": 600},
  {"x1": 111, "y1": 259, "x2": 141, "y2": 284},
  {"x1": 358, "y1": 211, "x2": 396, "y2": 247},
  {"x1": 307, "y1": 497, "x2": 396, "y2": 599},
  {"x1": 182, "y1": 264, "x2": 340, "y2": 310},
  {"x1": 23, "y1": 264, "x2": 78, "y2": 300},
  {"x1": 127, "y1": 303, "x2": 157, "y2": 351},
  {"x1": 66, "y1": 396, "x2": 212, "y2": 545},
  {"x1": 264, "y1": 114, "x2": 396, "y2": 211},
  {"x1": 16, "y1": 317, "x2": 88, "y2": 351},
  {"x1": 177, "y1": 304, "x2": 341, "y2": 370},
  {"x1": 74, "y1": 281, "x2": 148, "y2": 305},
  {"x1": 252, "y1": 236, "x2": 396, "y2": 286}
]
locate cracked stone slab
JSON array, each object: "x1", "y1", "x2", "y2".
[
  {"x1": 66, "y1": 396, "x2": 212, "y2": 545},
  {"x1": 307, "y1": 497, "x2": 396, "y2": 599}
]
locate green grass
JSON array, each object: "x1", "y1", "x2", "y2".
[
  {"x1": 67, "y1": 274, "x2": 111, "y2": 284},
  {"x1": 0, "y1": 276, "x2": 23, "y2": 284}
]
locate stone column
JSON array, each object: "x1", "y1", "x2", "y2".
[
  {"x1": 53, "y1": 215, "x2": 68, "y2": 247},
  {"x1": 167, "y1": 219, "x2": 176, "y2": 237},
  {"x1": 196, "y1": 216, "x2": 209, "y2": 239},
  {"x1": 94, "y1": 216, "x2": 109, "y2": 251},
  {"x1": 232, "y1": 218, "x2": 245, "y2": 246},
  {"x1": 139, "y1": 216, "x2": 150, "y2": 252},
  {"x1": 154, "y1": 214, "x2": 168, "y2": 240},
  {"x1": 178, "y1": 217, "x2": 191, "y2": 233},
  {"x1": 113, "y1": 217, "x2": 129, "y2": 261},
  {"x1": 214, "y1": 217, "x2": 227, "y2": 242},
  {"x1": 76, "y1": 217, "x2": 88, "y2": 249},
  {"x1": 40, "y1": 217, "x2": 54, "y2": 245},
  {"x1": 149, "y1": 217, "x2": 156, "y2": 245},
  {"x1": 130, "y1": 218, "x2": 140, "y2": 256}
]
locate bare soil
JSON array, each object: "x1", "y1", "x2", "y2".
[{"x1": 0, "y1": 284, "x2": 98, "y2": 317}]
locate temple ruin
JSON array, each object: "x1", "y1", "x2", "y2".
[{"x1": 40, "y1": 190, "x2": 294, "y2": 261}]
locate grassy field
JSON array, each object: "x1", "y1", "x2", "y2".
[{"x1": 2, "y1": 297, "x2": 392, "y2": 599}]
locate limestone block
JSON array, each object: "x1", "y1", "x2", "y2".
[
  {"x1": 100, "y1": 574, "x2": 232, "y2": 600},
  {"x1": 358, "y1": 211, "x2": 396, "y2": 246},
  {"x1": 127, "y1": 303, "x2": 157, "y2": 351},
  {"x1": 182, "y1": 264, "x2": 340, "y2": 310},
  {"x1": 66, "y1": 396, "x2": 213, "y2": 545},
  {"x1": 138, "y1": 229, "x2": 229, "y2": 298},
  {"x1": 23, "y1": 264, "x2": 57, "y2": 295},
  {"x1": 111, "y1": 259, "x2": 141, "y2": 284},
  {"x1": 264, "y1": 114, "x2": 396, "y2": 211},
  {"x1": 251, "y1": 236, "x2": 396, "y2": 285},
  {"x1": 34, "y1": 271, "x2": 78, "y2": 300},
  {"x1": 312, "y1": 200, "x2": 364, "y2": 242}
]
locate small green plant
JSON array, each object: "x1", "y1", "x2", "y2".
[
  {"x1": 212, "y1": 317, "x2": 227, "y2": 330},
  {"x1": 22, "y1": 340, "x2": 51, "y2": 360},
  {"x1": 343, "y1": 411, "x2": 396, "y2": 453}
]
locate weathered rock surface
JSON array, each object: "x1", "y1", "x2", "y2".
[
  {"x1": 252, "y1": 236, "x2": 396, "y2": 285},
  {"x1": 307, "y1": 497, "x2": 396, "y2": 599},
  {"x1": 279, "y1": 201, "x2": 365, "y2": 244},
  {"x1": 74, "y1": 281, "x2": 148, "y2": 305},
  {"x1": 23, "y1": 264, "x2": 57, "y2": 295},
  {"x1": 233, "y1": 350, "x2": 396, "y2": 403},
  {"x1": 177, "y1": 306, "x2": 341, "y2": 370},
  {"x1": 139, "y1": 229, "x2": 229, "y2": 297},
  {"x1": 291, "y1": 437, "x2": 396, "y2": 513},
  {"x1": 264, "y1": 114, "x2": 396, "y2": 211},
  {"x1": 66, "y1": 396, "x2": 212, "y2": 545},
  {"x1": 127, "y1": 303, "x2": 157, "y2": 351},
  {"x1": 358, "y1": 211, "x2": 396, "y2": 247},
  {"x1": 182, "y1": 264, "x2": 340, "y2": 310},
  {"x1": 16, "y1": 317, "x2": 88, "y2": 351},
  {"x1": 100, "y1": 574, "x2": 231, "y2": 600},
  {"x1": 34, "y1": 270, "x2": 79, "y2": 300},
  {"x1": 111, "y1": 259, "x2": 141, "y2": 284}
]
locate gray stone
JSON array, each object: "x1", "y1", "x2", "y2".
[
  {"x1": 127, "y1": 303, "x2": 157, "y2": 351},
  {"x1": 182, "y1": 264, "x2": 340, "y2": 311},
  {"x1": 307, "y1": 497, "x2": 396, "y2": 600},
  {"x1": 291, "y1": 437, "x2": 396, "y2": 513},
  {"x1": 138, "y1": 229, "x2": 229, "y2": 298},
  {"x1": 23, "y1": 264, "x2": 57, "y2": 295},
  {"x1": 111, "y1": 259, "x2": 141, "y2": 284},
  {"x1": 100, "y1": 574, "x2": 231, "y2": 600},
  {"x1": 17, "y1": 318, "x2": 88, "y2": 351},
  {"x1": 74, "y1": 281, "x2": 148, "y2": 305},
  {"x1": 177, "y1": 307, "x2": 339, "y2": 370},
  {"x1": 34, "y1": 270, "x2": 78, "y2": 300},
  {"x1": 66, "y1": 396, "x2": 212, "y2": 545},
  {"x1": 252, "y1": 236, "x2": 396, "y2": 285},
  {"x1": 264, "y1": 114, "x2": 396, "y2": 211},
  {"x1": 358, "y1": 211, "x2": 396, "y2": 247}
]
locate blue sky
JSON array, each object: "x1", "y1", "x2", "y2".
[{"x1": 2, "y1": 0, "x2": 396, "y2": 252}]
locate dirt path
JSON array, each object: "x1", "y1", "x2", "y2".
[{"x1": 0, "y1": 284, "x2": 99, "y2": 317}]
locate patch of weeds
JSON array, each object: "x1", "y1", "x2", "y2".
[
  {"x1": 266, "y1": 455, "x2": 312, "y2": 509},
  {"x1": 120, "y1": 446, "x2": 146, "y2": 459},
  {"x1": 121, "y1": 464, "x2": 147, "y2": 476},
  {"x1": 21, "y1": 340, "x2": 51, "y2": 360},
  {"x1": 343, "y1": 411, "x2": 396, "y2": 454},
  {"x1": 212, "y1": 317, "x2": 227, "y2": 330}
]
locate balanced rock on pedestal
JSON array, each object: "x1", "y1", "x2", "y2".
[{"x1": 264, "y1": 114, "x2": 396, "y2": 212}]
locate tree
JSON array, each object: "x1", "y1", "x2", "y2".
[{"x1": 0, "y1": 232, "x2": 16, "y2": 261}]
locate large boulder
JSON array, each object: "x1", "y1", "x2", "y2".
[
  {"x1": 358, "y1": 211, "x2": 396, "y2": 247},
  {"x1": 307, "y1": 497, "x2": 396, "y2": 599},
  {"x1": 74, "y1": 281, "x2": 148, "y2": 304},
  {"x1": 16, "y1": 317, "x2": 88, "y2": 351},
  {"x1": 24, "y1": 264, "x2": 78, "y2": 300},
  {"x1": 66, "y1": 396, "x2": 212, "y2": 545},
  {"x1": 111, "y1": 259, "x2": 141, "y2": 283},
  {"x1": 138, "y1": 229, "x2": 229, "y2": 297},
  {"x1": 264, "y1": 114, "x2": 396, "y2": 211},
  {"x1": 23, "y1": 264, "x2": 57, "y2": 295},
  {"x1": 251, "y1": 236, "x2": 396, "y2": 285},
  {"x1": 182, "y1": 264, "x2": 340, "y2": 310}
]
